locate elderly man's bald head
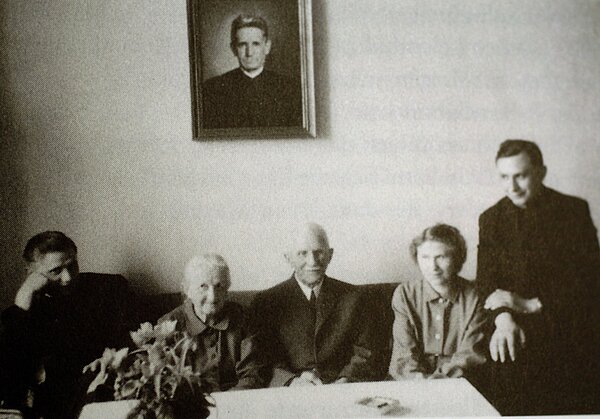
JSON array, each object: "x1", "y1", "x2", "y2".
[
  {"x1": 285, "y1": 223, "x2": 333, "y2": 288},
  {"x1": 288, "y1": 222, "x2": 330, "y2": 251}
]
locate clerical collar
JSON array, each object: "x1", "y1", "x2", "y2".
[
  {"x1": 294, "y1": 275, "x2": 322, "y2": 300},
  {"x1": 241, "y1": 66, "x2": 264, "y2": 79},
  {"x1": 506, "y1": 185, "x2": 549, "y2": 212}
]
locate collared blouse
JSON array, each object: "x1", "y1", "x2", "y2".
[
  {"x1": 159, "y1": 299, "x2": 265, "y2": 392},
  {"x1": 389, "y1": 277, "x2": 487, "y2": 380}
]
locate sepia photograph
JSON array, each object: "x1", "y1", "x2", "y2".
[
  {"x1": 1, "y1": 1, "x2": 600, "y2": 418},
  {"x1": 188, "y1": 0, "x2": 316, "y2": 139}
]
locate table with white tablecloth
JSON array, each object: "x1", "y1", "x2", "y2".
[
  {"x1": 209, "y1": 378, "x2": 499, "y2": 418},
  {"x1": 79, "y1": 378, "x2": 499, "y2": 418}
]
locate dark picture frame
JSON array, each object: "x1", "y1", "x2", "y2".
[{"x1": 188, "y1": 0, "x2": 316, "y2": 139}]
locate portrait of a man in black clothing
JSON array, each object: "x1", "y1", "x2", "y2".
[{"x1": 202, "y1": 14, "x2": 302, "y2": 129}]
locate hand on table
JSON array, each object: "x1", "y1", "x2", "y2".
[
  {"x1": 489, "y1": 312, "x2": 526, "y2": 362},
  {"x1": 289, "y1": 370, "x2": 323, "y2": 386}
]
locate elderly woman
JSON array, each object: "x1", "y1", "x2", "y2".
[
  {"x1": 159, "y1": 253, "x2": 265, "y2": 391},
  {"x1": 388, "y1": 224, "x2": 487, "y2": 380}
]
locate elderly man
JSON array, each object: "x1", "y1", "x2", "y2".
[
  {"x1": 159, "y1": 254, "x2": 265, "y2": 391},
  {"x1": 203, "y1": 14, "x2": 301, "y2": 128},
  {"x1": 476, "y1": 140, "x2": 600, "y2": 415},
  {"x1": 0, "y1": 231, "x2": 129, "y2": 418},
  {"x1": 252, "y1": 223, "x2": 376, "y2": 387},
  {"x1": 389, "y1": 224, "x2": 487, "y2": 382}
]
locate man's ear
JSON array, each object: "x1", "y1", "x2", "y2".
[
  {"x1": 265, "y1": 38, "x2": 272, "y2": 55},
  {"x1": 540, "y1": 165, "x2": 547, "y2": 181},
  {"x1": 328, "y1": 248, "x2": 334, "y2": 261},
  {"x1": 283, "y1": 252, "x2": 291, "y2": 264},
  {"x1": 230, "y1": 42, "x2": 237, "y2": 56}
]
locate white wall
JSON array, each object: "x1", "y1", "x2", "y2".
[{"x1": 1, "y1": 0, "x2": 599, "y2": 304}]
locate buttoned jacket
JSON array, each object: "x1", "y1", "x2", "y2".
[
  {"x1": 476, "y1": 187, "x2": 600, "y2": 351},
  {"x1": 251, "y1": 276, "x2": 376, "y2": 387},
  {"x1": 159, "y1": 300, "x2": 265, "y2": 391},
  {"x1": 389, "y1": 277, "x2": 487, "y2": 380}
]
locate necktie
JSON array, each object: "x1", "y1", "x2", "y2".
[{"x1": 309, "y1": 290, "x2": 317, "y2": 326}]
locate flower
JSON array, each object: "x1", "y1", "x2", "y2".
[{"x1": 84, "y1": 320, "x2": 212, "y2": 419}]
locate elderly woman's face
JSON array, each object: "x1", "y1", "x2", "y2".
[
  {"x1": 185, "y1": 270, "x2": 229, "y2": 321},
  {"x1": 416, "y1": 240, "x2": 456, "y2": 288}
]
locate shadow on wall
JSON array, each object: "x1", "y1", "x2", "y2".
[
  {"x1": 312, "y1": 0, "x2": 331, "y2": 138},
  {"x1": 119, "y1": 244, "x2": 181, "y2": 297},
  {"x1": 0, "y1": 1, "x2": 27, "y2": 310}
]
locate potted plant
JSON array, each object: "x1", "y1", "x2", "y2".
[{"x1": 83, "y1": 320, "x2": 212, "y2": 419}]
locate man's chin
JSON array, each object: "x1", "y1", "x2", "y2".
[
  {"x1": 201, "y1": 304, "x2": 223, "y2": 316},
  {"x1": 241, "y1": 64, "x2": 260, "y2": 72},
  {"x1": 45, "y1": 282, "x2": 74, "y2": 298},
  {"x1": 508, "y1": 194, "x2": 529, "y2": 207},
  {"x1": 299, "y1": 273, "x2": 325, "y2": 287}
]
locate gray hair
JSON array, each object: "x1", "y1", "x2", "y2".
[
  {"x1": 287, "y1": 222, "x2": 330, "y2": 253},
  {"x1": 183, "y1": 253, "x2": 231, "y2": 291}
]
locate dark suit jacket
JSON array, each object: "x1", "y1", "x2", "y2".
[
  {"x1": 251, "y1": 276, "x2": 376, "y2": 386},
  {"x1": 158, "y1": 300, "x2": 265, "y2": 392},
  {"x1": 203, "y1": 68, "x2": 301, "y2": 129},
  {"x1": 0, "y1": 273, "x2": 130, "y2": 418},
  {"x1": 477, "y1": 187, "x2": 599, "y2": 348},
  {"x1": 476, "y1": 187, "x2": 600, "y2": 413}
]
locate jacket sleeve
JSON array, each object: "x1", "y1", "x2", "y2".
[
  {"x1": 249, "y1": 293, "x2": 297, "y2": 387},
  {"x1": 388, "y1": 286, "x2": 428, "y2": 379},
  {"x1": 0, "y1": 305, "x2": 43, "y2": 408},
  {"x1": 230, "y1": 309, "x2": 267, "y2": 390},
  {"x1": 476, "y1": 212, "x2": 499, "y2": 299},
  {"x1": 337, "y1": 291, "x2": 377, "y2": 382}
]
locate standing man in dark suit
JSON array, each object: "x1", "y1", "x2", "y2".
[
  {"x1": 0, "y1": 231, "x2": 130, "y2": 418},
  {"x1": 203, "y1": 14, "x2": 302, "y2": 129},
  {"x1": 476, "y1": 140, "x2": 600, "y2": 415},
  {"x1": 252, "y1": 223, "x2": 376, "y2": 387}
]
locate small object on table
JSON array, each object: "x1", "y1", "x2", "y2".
[{"x1": 355, "y1": 396, "x2": 402, "y2": 415}]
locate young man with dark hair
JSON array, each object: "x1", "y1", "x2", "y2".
[
  {"x1": 477, "y1": 139, "x2": 600, "y2": 415},
  {"x1": 0, "y1": 231, "x2": 130, "y2": 418}
]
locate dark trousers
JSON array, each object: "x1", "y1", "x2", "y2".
[{"x1": 484, "y1": 347, "x2": 594, "y2": 415}]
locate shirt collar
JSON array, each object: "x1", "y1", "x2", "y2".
[
  {"x1": 422, "y1": 278, "x2": 460, "y2": 304},
  {"x1": 241, "y1": 66, "x2": 264, "y2": 79},
  {"x1": 182, "y1": 299, "x2": 230, "y2": 335},
  {"x1": 294, "y1": 275, "x2": 323, "y2": 300},
  {"x1": 504, "y1": 185, "x2": 549, "y2": 213}
]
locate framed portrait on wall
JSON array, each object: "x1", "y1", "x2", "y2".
[{"x1": 188, "y1": 0, "x2": 316, "y2": 139}]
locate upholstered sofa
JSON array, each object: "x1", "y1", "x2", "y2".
[{"x1": 132, "y1": 283, "x2": 400, "y2": 379}]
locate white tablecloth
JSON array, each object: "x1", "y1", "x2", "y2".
[
  {"x1": 80, "y1": 378, "x2": 499, "y2": 418},
  {"x1": 210, "y1": 378, "x2": 499, "y2": 418}
]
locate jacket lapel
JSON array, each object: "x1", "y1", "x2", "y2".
[{"x1": 315, "y1": 277, "x2": 340, "y2": 335}]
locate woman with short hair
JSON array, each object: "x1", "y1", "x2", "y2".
[{"x1": 389, "y1": 224, "x2": 487, "y2": 380}]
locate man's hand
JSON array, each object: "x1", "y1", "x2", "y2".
[
  {"x1": 14, "y1": 271, "x2": 50, "y2": 311},
  {"x1": 334, "y1": 377, "x2": 349, "y2": 384},
  {"x1": 484, "y1": 289, "x2": 539, "y2": 313},
  {"x1": 489, "y1": 312, "x2": 526, "y2": 362},
  {"x1": 289, "y1": 370, "x2": 323, "y2": 386}
]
